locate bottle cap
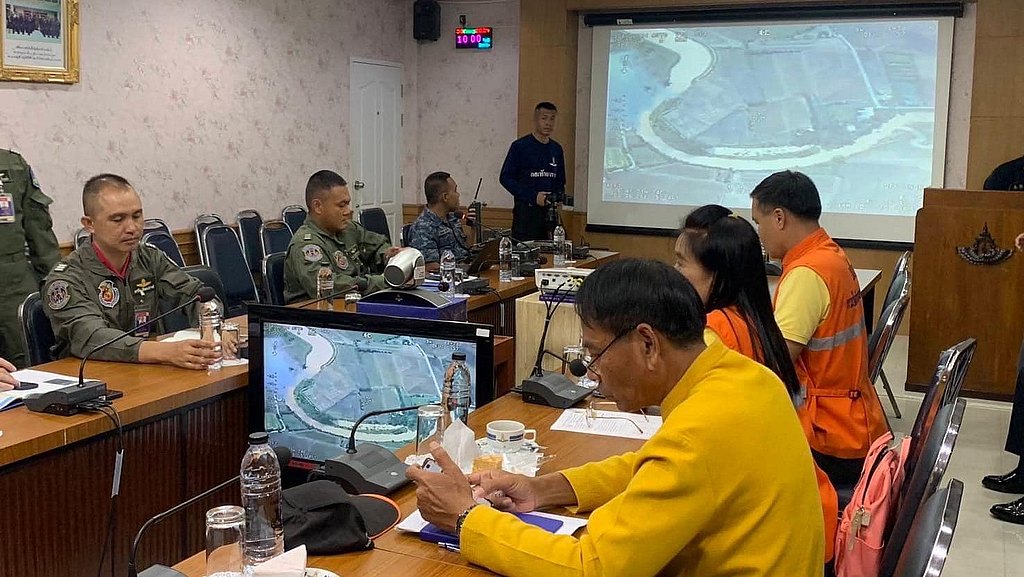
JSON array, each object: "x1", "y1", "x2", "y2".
[
  {"x1": 248, "y1": 431, "x2": 269, "y2": 445},
  {"x1": 452, "y1": 351, "x2": 467, "y2": 361}
]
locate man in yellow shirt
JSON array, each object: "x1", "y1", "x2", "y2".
[
  {"x1": 407, "y1": 259, "x2": 825, "y2": 577},
  {"x1": 750, "y1": 171, "x2": 888, "y2": 486}
]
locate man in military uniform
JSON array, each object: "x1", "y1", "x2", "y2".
[
  {"x1": 0, "y1": 149, "x2": 60, "y2": 368},
  {"x1": 409, "y1": 171, "x2": 472, "y2": 272},
  {"x1": 43, "y1": 174, "x2": 221, "y2": 368},
  {"x1": 284, "y1": 170, "x2": 400, "y2": 303}
]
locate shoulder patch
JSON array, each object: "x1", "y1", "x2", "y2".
[
  {"x1": 97, "y1": 280, "x2": 120, "y2": 308},
  {"x1": 47, "y1": 280, "x2": 70, "y2": 310},
  {"x1": 302, "y1": 244, "x2": 323, "y2": 262}
]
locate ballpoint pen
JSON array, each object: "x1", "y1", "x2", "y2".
[{"x1": 438, "y1": 542, "x2": 461, "y2": 553}]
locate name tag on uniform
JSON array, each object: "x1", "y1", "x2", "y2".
[
  {"x1": 134, "y1": 310, "x2": 151, "y2": 337},
  {"x1": 0, "y1": 192, "x2": 15, "y2": 224}
]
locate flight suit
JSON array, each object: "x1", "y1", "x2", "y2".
[
  {"x1": 0, "y1": 150, "x2": 60, "y2": 368},
  {"x1": 283, "y1": 219, "x2": 392, "y2": 303},
  {"x1": 42, "y1": 243, "x2": 202, "y2": 362}
]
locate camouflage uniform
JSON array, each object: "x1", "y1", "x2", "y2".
[
  {"x1": 0, "y1": 150, "x2": 60, "y2": 368},
  {"x1": 42, "y1": 243, "x2": 202, "y2": 362},
  {"x1": 408, "y1": 207, "x2": 471, "y2": 264},
  {"x1": 283, "y1": 219, "x2": 392, "y2": 303}
]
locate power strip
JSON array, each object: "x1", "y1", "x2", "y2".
[{"x1": 535, "y1": 268, "x2": 593, "y2": 294}]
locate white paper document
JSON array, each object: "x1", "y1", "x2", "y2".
[
  {"x1": 0, "y1": 369, "x2": 100, "y2": 411},
  {"x1": 550, "y1": 408, "x2": 662, "y2": 440},
  {"x1": 396, "y1": 509, "x2": 587, "y2": 537}
]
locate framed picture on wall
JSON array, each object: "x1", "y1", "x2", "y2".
[{"x1": 0, "y1": 0, "x2": 78, "y2": 83}]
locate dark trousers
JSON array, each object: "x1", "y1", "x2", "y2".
[
  {"x1": 813, "y1": 450, "x2": 865, "y2": 488},
  {"x1": 511, "y1": 200, "x2": 550, "y2": 242},
  {"x1": 1006, "y1": 338, "x2": 1024, "y2": 457}
]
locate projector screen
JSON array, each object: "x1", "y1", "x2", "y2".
[{"x1": 587, "y1": 18, "x2": 954, "y2": 243}]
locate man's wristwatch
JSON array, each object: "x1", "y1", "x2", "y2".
[{"x1": 455, "y1": 504, "x2": 480, "y2": 539}]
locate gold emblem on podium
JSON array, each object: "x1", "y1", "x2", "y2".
[{"x1": 956, "y1": 223, "x2": 1013, "y2": 265}]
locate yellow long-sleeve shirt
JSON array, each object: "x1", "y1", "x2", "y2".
[{"x1": 460, "y1": 340, "x2": 824, "y2": 577}]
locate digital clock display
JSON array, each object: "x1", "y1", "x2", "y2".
[{"x1": 455, "y1": 27, "x2": 492, "y2": 50}]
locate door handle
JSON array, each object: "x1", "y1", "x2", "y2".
[{"x1": 353, "y1": 180, "x2": 365, "y2": 190}]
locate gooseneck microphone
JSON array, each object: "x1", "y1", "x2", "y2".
[
  {"x1": 323, "y1": 404, "x2": 423, "y2": 495},
  {"x1": 519, "y1": 283, "x2": 593, "y2": 409},
  {"x1": 542, "y1": 350, "x2": 588, "y2": 378},
  {"x1": 23, "y1": 287, "x2": 218, "y2": 416},
  {"x1": 128, "y1": 445, "x2": 292, "y2": 577}
]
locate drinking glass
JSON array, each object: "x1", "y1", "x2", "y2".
[
  {"x1": 415, "y1": 404, "x2": 444, "y2": 453},
  {"x1": 205, "y1": 505, "x2": 244, "y2": 577}
]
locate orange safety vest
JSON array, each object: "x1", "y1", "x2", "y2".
[
  {"x1": 776, "y1": 228, "x2": 889, "y2": 460},
  {"x1": 706, "y1": 305, "x2": 839, "y2": 563}
]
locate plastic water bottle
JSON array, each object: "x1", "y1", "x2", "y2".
[
  {"x1": 445, "y1": 352, "x2": 472, "y2": 424},
  {"x1": 498, "y1": 235, "x2": 513, "y2": 283},
  {"x1": 440, "y1": 249, "x2": 457, "y2": 298},
  {"x1": 553, "y1": 224, "x2": 566, "y2": 267},
  {"x1": 240, "y1": 432, "x2": 284, "y2": 572},
  {"x1": 198, "y1": 301, "x2": 223, "y2": 370},
  {"x1": 316, "y1": 262, "x2": 334, "y2": 311}
]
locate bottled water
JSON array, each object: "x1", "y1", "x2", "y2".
[
  {"x1": 316, "y1": 263, "x2": 334, "y2": 310},
  {"x1": 440, "y1": 249, "x2": 457, "y2": 298},
  {"x1": 498, "y1": 235, "x2": 513, "y2": 283},
  {"x1": 445, "y1": 352, "x2": 472, "y2": 424},
  {"x1": 240, "y1": 432, "x2": 284, "y2": 572},
  {"x1": 198, "y1": 301, "x2": 223, "y2": 370},
  {"x1": 552, "y1": 224, "x2": 566, "y2": 267}
]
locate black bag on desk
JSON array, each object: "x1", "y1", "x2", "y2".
[{"x1": 281, "y1": 480, "x2": 401, "y2": 555}]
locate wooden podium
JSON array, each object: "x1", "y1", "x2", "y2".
[{"x1": 908, "y1": 188, "x2": 1024, "y2": 400}]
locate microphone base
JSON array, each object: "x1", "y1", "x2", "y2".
[
  {"x1": 324, "y1": 444, "x2": 411, "y2": 495},
  {"x1": 138, "y1": 565, "x2": 187, "y2": 577},
  {"x1": 23, "y1": 381, "x2": 112, "y2": 416},
  {"x1": 521, "y1": 371, "x2": 591, "y2": 409}
]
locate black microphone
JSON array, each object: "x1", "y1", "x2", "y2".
[
  {"x1": 519, "y1": 284, "x2": 592, "y2": 408},
  {"x1": 127, "y1": 445, "x2": 292, "y2": 577},
  {"x1": 298, "y1": 280, "x2": 369, "y2": 309},
  {"x1": 323, "y1": 404, "x2": 423, "y2": 495},
  {"x1": 542, "y1": 350, "x2": 588, "y2": 378},
  {"x1": 24, "y1": 287, "x2": 218, "y2": 416}
]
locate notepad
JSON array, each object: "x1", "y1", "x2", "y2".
[{"x1": 420, "y1": 512, "x2": 564, "y2": 546}]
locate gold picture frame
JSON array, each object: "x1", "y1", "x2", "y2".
[{"x1": 0, "y1": 0, "x2": 79, "y2": 83}]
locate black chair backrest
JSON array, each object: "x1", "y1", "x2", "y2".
[
  {"x1": 891, "y1": 478, "x2": 962, "y2": 577},
  {"x1": 401, "y1": 223, "x2": 415, "y2": 248},
  {"x1": 18, "y1": 292, "x2": 56, "y2": 366},
  {"x1": 281, "y1": 205, "x2": 307, "y2": 234},
  {"x1": 142, "y1": 231, "x2": 186, "y2": 268},
  {"x1": 868, "y1": 293, "x2": 910, "y2": 383},
  {"x1": 194, "y1": 213, "x2": 225, "y2": 265},
  {"x1": 236, "y1": 210, "x2": 264, "y2": 274},
  {"x1": 181, "y1": 265, "x2": 227, "y2": 309},
  {"x1": 260, "y1": 220, "x2": 293, "y2": 259},
  {"x1": 74, "y1": 227, "x2": 91, "y2": 249},
  {"x1": 359, "y1": 207, "x2": 391, "y2": 243},
  {"x1": 881, "y1": 251, "x2": 911, "y2": 314},
  {"x1": 201, "y1": 224, "x2": 259, "y2": 317},
  {"x1": 880, "y1": 399, "x2": 965, "y2": 577},
  {"x1": 143, "y1": 218, "x2": 172, "y2": 237},
  {"x1": 943, "y1": 338, "x2": 977, "y2": 404},
  {"x1": 262, "y1": 252, "x2": 287, "y2": 306}
]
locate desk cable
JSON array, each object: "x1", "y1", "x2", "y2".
[{"x1": 77, "y1": 399, "x2": 125, "y2": 577}]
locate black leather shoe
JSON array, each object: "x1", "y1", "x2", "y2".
[
  {"x1": 981, "y1": 469, "x2": 1024, "y2": 494},
  {"x1": 991, "y1": 496, "x2": 1024, "y2": 525}
]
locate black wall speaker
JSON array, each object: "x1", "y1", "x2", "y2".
[{"x1": 413, "y1": 0, "x2": 441, "y2": 42}]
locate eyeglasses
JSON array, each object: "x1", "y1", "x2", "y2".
[
  {"x1": 585, "y1": 400, "x2": 649, "y2": 434},
  {"x1": 580, "y1": 328, "x2": 632, "y2": 377}
]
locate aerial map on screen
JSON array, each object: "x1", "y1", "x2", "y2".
[
  {"x1": 262, "y1": 322, "x2": 478, "y2": 462},
  {"x1": 602, "y1": 20, "x2": 940, "y2": 217}
]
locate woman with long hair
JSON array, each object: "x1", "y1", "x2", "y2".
[{"x1": 674, "y1": 204, "x2": 838, "y2": 567}]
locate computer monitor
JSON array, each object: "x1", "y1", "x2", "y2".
[{"x1": 246, "y1": 304, "x2": 495, "y2": 465}]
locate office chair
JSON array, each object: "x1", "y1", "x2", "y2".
[
  {"x1": 18, "y1": 292, "x2": 56, "y2": 366},
  {"x1": 281, "y1": 205, "x2": 307, "y2": 234},
  {"x1": 201, "y1": 224, "x2": 259, "y2": 317},
  {"x1": 262, "y1": 252, "x2": 287, "y2": 306},
  {"x1": 260, "y1": 220, "x2": 292, "y2": 259},
  {"x1": 142, "y1": 231, "x2": 186, "y2": 268},
  {"x1": 875, "y1": 251, "x2": 911, "y2": 412},
  {"x1": 401, "y1": 223, "x2": 415, "y2": 248},
  {"x1": 359, "y1": 207, "x2": 392, "y2": 243},
  {"x1": 235, "y1": 209, "x2": 264, "y2": 277},
  {"x1": 74, "y1": 227, "x2": 91, "y2": 249},
  {"x1": 193, "y1": 213, "x2": 225, "y2": 265},
  {"x1": 890, "y1": 478, "x2": 962, "y2": 577},
  {"x1": 143, "y1": 218, "x2": 172, "y2": 237},
  {"x1": 868, "y1": 293, "x2": 910, "y2": 419}
]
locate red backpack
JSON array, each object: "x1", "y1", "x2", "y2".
[{"x1": 834, "y1": 431, "x2": 911, "y2": 577}]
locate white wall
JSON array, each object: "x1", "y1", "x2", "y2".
[
  {"x1": 0, "y1": 0, "x2": 422, "y2": 241},
  {"x1": 413, "y1": 0, "x2": 520, "y2": 209}
]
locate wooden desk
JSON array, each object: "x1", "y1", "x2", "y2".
[{"x1": 175, "y1": 548, "x2": 494, "y2": 577}]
